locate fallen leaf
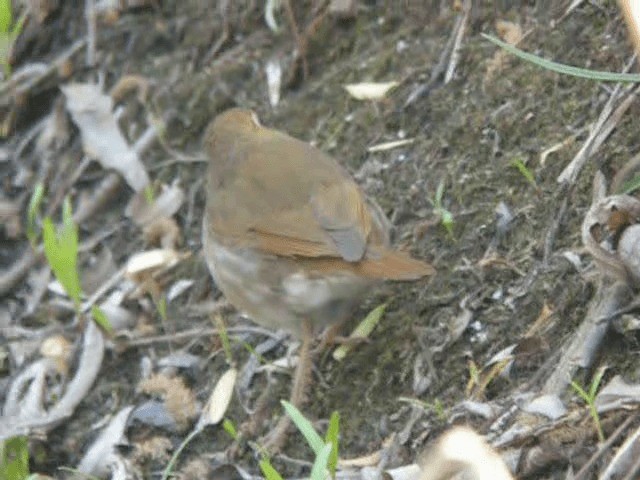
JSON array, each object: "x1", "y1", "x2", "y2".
[
  {"x1": 62, "y1": 83, "x2": 150, "y2": 192},
  {"x1": 199, "y1": 368, "x2": 237, "y2": 427},
  {"x1": 344, "y1": 81, "x2": 399, "y2": 100}
]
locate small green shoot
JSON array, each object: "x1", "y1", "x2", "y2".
[
  {"x1": 222, "y1": 418, "x2": 238, "y2": 440},
  {"x1": 0, "y1": 436, "x2": 30, "y2": 480},
  {"x1": 0, "y1": 0, "x2": 11, "y2": 32},
  {"x1": 42, "y1": 197, "x2": 81, "y2": 310},
  {"x1": 325, "y1": 411, "x2": 340, "y2": 478},
  {"x1": 214, "y1": 314, "x2": 234, "y2": 365},
  {"x1": 143, "y1": 184, "x2": 155, "y2": 204},
  {"x1": 259, "y1": 402, "x2": 340, "y2": 480},
  {"x1": 90, "y1": 306, "x2": 113, "y2": 334},
  {"x1": 570, "y1": 366, "x2": 607, "y2": 443},
  {"x1": 259, "y1": 458, "x2": 285, "y2": 480},
  {"x1": 26, "y1": 182, "x2": 45, "y2": 246},
  {"x1": 309, "y1": 444, "x2": 333, "y2": 480},
  {"x1": 432, "y1": 180, "x2": 454, "y2": 239},
  {"x1": 482, "y1": 33, "x2": 640, "y2": 83},
  {"x1": 616, "y1": 173, "x2": 640, "y2": 195},
  {"x1": 41, "y1": 197, "x2": 113, "y2": 331},
  {"x1": 156, "y1": 296, "x2": 167, "y2": 322},
  {"x1": 242, "y1": 341, "x2": 269, "y2": 365},
  {"x1": 160, "y1": 428, "x2": 200, "y2": 480},
  {"x1": 0, "y1": 0, "x2": 26, "y2": 76},
  {"x1": 511, "y1": 158, "x2": 538, "y2": 190},
  {"x1": 333, "y1": 303, "x2": 386, "y2": 361},
  {"x1": 281, "y1": 400, "x2": 324, "y2": 454}
]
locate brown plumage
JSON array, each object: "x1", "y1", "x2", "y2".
[{"x1": 202, "y1": 107, "x2": 434, "y2": 449}]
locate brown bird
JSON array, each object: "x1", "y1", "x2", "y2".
[{"x1": 202, "y1": 108, "x2": 434, "y2": 448}]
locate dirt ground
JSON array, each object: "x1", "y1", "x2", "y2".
[{"x1": 2, "y1": 1, "x2": 640, "y2": 479}]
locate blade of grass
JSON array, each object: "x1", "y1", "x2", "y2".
[
  {"x1": 333, "y1": 304, "x2": 386, "y2": 361},
  {"x1": 0, "y1": 436, "x2": 30, "y2": 480},
  {"x1": 309, "y1": 443, "x2": 332, "y2": 480},
  {"x1": 482, "y1": 33, "x2": 640, "y2": 83},
  {"x1": 281, "y1": 400, "x2": 324, "y2": 455},
  {"x1": 222, "y1": 419, "x2": 237, "y2": 440},
  {"x1": 511, "y1": 158, "x2": 537, "y2": 188},
  {"x1": 325, "y1": 411, "x2": 340, "y2": 478},
  {"x1": 617, "y1": 173, "x2": 640, "y2": 194},
  {"x1": 161, "y1": 429, "x2": 200, "y2": 480},
  {"x1": 259, "y1": 458, "x2": 285, "y2": 480},
  {"x1": 0, "y1": 0, "x2": 12, "y2": 33},
  {"x1": 91, "y1": 306, "x2": 113, "y2": 333},
  {"x1": 42, "y1": 198, "x2": 82, "y2": 309}
]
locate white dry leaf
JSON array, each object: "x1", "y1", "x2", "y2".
[
  {"x1": 521, "y1": 394, "x2": 567, "y2": 420},
  {"x1": 599, "y1": 422, "x2": 640, "y2": 480},
  {"x1": 620, "y1": 0, "x2": 640, "y2": 58},
  {"x1": 61, "y1": 83, "x2": 150, "y2": 192},
  {"x1": 199, "y1": 367, "x2": 237, "y2": 427},
  {"x1": 0, "y1": 321, "x2": 105, "y2": 441},
  {"x1": 125, "y1": 181, "x2": 185, "y2": 227},
  {"x1": 166, "y1": 279, "x2": 194, "y2": 302},
  {"x1": 76, "y1": 406, "x2": 135, "y2": 478},
  {"x1": 367, "y1": 138, "x2": 415, "y2": 153},
  {"x1": 3, "y1": 358, "x2": 57, "y2": 418},
  {"x1": 125, "y1": 249, "x2": 182, "y2": 282},
  {"x1": 595, "y1": 375, "x2": 640, "y2": 413},
  {"x1": 618, "y1": 224, "x2": 640, "y2": 283},
  {"x1": 265, "y1": 58, "x2": 283, "y2": 107},
  {"x1": 99, "y1": 295, "x2": 137, "y2": 331},
  {"x1": 459, "y1": 400, "x2": 496, "y2": 419},
  {"x1": 260, "y1": 354, "x2": 299, "y2": 371},
  {"x1": 264, "y1": 0, "x2": 282, "y2": 32},
  {"x1": 344, "y1": 81, "x2": 400, "y2": 101}
]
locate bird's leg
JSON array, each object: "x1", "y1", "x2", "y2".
[{"x1": 260, "y1": 319, "x2": 314, "y2": 452}]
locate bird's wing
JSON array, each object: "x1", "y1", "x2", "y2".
[{"x1": 250, "y1": 180, "x2": 372, "y2": 262}]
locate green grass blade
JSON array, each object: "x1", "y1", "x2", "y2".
[
  {"x1": 309, "y1": 443, "x2": 332, "y2": 480},
  {"x1": 91, "y1": 306, "x2": 113, "y2": 333},
  {"x1": 0, "y1": 436, "x2": 30, "y2": 480},
  {"x1": 161, "y1": 429, "x2": 200, "y2": 480},
  {"x1": 617, "y1": 174, "x2": 640, "y2": 194},
  {"x1": 570, "y1": 380, "x2": 590, "y2": 403},
  {"x1": 589, "y1": 366, "x2": 606, "y2": 399},
  {"x1": 482, "y1": 33, "x2": 640, "y2": 83},
  {"x1": 222, "y1": 419, "x2": 237, "y2": 440},
  {"x1": 259, "y1": 458, "x2": 285, "y2": 480},
  {"x1": 333, "y1": 303, "x2": 386, "y2": 361},
  {"x1": 325, "y1": 411, "x2": 340, "y2": 478},
  {"x1": 42, "y1": 200, "x2": 82, "y2": 309},
  {"x1": 511, "y1": 158, "x2": 537, "y2": 187},
  {"x1": 281, "y1": 400, "x2": 324, "y2": 455},
  {"x1": 0, "y1": 0, "x2": 12, "y2": 33}
]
